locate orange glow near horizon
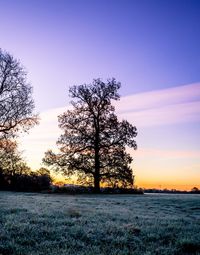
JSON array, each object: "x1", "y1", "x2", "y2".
[
  {"x1": 136, "y1": 180, "x2": 200, "y2": 191},
  {"x1": 51, "y1": 173, "x2": 199, "y2": 191}
]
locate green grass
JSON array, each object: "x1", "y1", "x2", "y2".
[{"x1": 0, "y1": 192, "x2": 200, "y2": 255}]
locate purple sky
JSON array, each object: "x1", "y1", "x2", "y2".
[
  {"x1": 1, "y1": 0, "x2": 200, "y2": 110},
  {"x1": 1, "y1": 0, "x2": 200, "y2": 189}
]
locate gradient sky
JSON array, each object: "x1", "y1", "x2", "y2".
[{"x1": 1, "y1": 0, "x2": 200, "y2": 190}]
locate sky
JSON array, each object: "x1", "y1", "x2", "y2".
[{"x1": 1, "y1": 0, "x2": 200, "y2": 190}]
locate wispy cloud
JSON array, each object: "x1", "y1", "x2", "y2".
[
  {"x1": 133, "y1": 148, "x2": 200, "y2": 159},
  {"x1": 115, "y1": 82, "x2": 200, "y2": 127},
  {"x1": 115, "y1": 82, "x2": 200, "y2": 111},
  {"x1": 118, "y1": 101, "x2": 200, "y2": 127}
]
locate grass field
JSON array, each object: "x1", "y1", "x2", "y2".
[{"x1": 0, "y1": 192, "x2": 200, "y2": 255}]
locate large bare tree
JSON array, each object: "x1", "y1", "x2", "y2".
[
  {"x1": 44, "y1": 79, "x2": 137, "y2": 192},
  {"x1": 0, "y1": 49, "x2": 38, "y2": 138}
]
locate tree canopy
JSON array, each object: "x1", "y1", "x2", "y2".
[
  {"x1": 44, "y1": 78, "x2": 137, "y2": 192},
  {"x1": 0, "y1": 138, "x2": 52, "y2": 191},
  {"x1": 0, "y1": 49, "x2": 38, "y2": 138},
  {"x1": 0, "y1": 138, "x2": 30, "y2": 176}
]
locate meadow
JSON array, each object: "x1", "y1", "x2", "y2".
[{"x1": 0, "y1": 191, "x2": 200, "y2": 255}]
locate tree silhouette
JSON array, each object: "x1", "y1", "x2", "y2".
[
  {"x1": 0, "y1": 139, "x2": 52, "y2": 191},
  {"x1": 0, "y1": 138, "x2": 30, "y2": 176},
  {"x1": 0, "y1": 49, "x2": 38, "y2": 138},
  {"x1": 44, "y1": 78, "x2": 137, "y2": 192}
]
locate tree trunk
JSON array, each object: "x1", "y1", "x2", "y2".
[
  {"x1": 94, "y1": 173, "x2": 100, "y2": 193},
  {"x1": 94, "y1": 115, "x2": 100, "y2": 193},
  {"x1": 94, "y1": 144, "x2": 100, "y2": 193}
]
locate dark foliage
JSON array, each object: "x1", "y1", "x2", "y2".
[
  {"x1": 44, "y1": 78, "x2": 137, "y2": 192},
  {"x1": 50, "y1": 184, "x2": 143, "y2": 195},
  {"x1": 191, "y1": 187, "x2": 200, "y2": 194},
  {"x1": 0, "y1": 135, "x2": 52, "y2": 192},
  {"x1": 0, "y1": 169, "x2": 52, "y2": 192},
  {"x1": 144, "y1": 188, "x2": 200, "y2": 194}
]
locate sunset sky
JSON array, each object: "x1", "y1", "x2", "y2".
[{"x1": 1, "y1": 0, "x2": 200, "y2": 190}]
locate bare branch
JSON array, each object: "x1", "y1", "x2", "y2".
[{"x1": 0, "y1": 49, "x2": 38, "y2": 138}]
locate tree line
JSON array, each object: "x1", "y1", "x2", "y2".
[{"x1": 0, "y1": 49, "x2": 137, "y2": 193}]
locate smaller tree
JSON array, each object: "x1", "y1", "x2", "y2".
[
  {"x1": 191, "y1": 187, "x2": 200, "y2": 193},
  {"x1": 44, "y1": 78, "x2": 137, "y2": 192},
  {"x1": 0, "y1": 138, "x2": 28, "y2": 176},
  {"x1": 32, "y1": 168, "x2": 53, "y2": 191},
  {"x1": 36, "y1": 167, "x2": 53, "y2": 186},
  {"x1": 0, "y1": 137, "x2": 31, "y2": 190}
]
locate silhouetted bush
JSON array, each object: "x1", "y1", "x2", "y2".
[
  {"x1": 50, "y1": 184, "x2": 144, "y2": 194},
  {"x1": 191, "y1": 187, "x2": 200, "y2": 194},
  {"x1": 143, "y1": 188, "x2": 200, "y2": 194},
  {"x1": 0, "y1": 168, "x2": 7, "y2": 190},
  {"x1": 101, "y1": 187, "x2": 144, "y2": 194},
  {"x1": 0, "y1": 170, "x2": 52, "y2": 192}
]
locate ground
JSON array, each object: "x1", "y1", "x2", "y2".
[{"x1": 0, "y1": 192, "x2": 200, "y2": 255}]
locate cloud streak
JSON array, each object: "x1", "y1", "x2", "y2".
[
  {"x1": 115, "y1": 82, "x2": 200, "y2": 111},
  {"x1": 133, "y1": 148, "x2": 200, "y2": 159},
  {"x1": 114, "y1": 82, "x2": 200, "y2": 127}
]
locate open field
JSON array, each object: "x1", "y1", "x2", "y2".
[{"x1": 0, "y1": 192, "x2": 200, "y2": 255}]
